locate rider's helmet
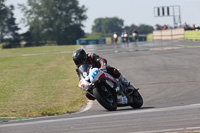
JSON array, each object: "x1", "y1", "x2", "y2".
[
  {"x1": 72, "y1": 49, "x2": 87, "y2": 66},
  {"x1": 133, "y1": 29, "x2": 137, "y2": 32}
]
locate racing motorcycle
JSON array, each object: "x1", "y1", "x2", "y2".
[
  {"x1": 122, "y1": 33, "x2": 129, "y2": 44},
  {"x1": 78, "y1": 64, "x2": 143, "y2": 111},
  {"x1": 113, "y1": 33, "x2": 118, "y2": 44}
]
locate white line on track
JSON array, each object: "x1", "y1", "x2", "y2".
[
  {"x1": 78, "y1": 100, "x2": 94, "y2": 113},
  {"x1": 133, "y1": 127, "x2": 200, "y2": 133},
  {"x1": 1, "y1": 103, "x2": 200, "y2": 128}
]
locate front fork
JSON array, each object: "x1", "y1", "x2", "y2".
[{"x1": 86, "y1": 85, "x2": 95, "y2": 98}]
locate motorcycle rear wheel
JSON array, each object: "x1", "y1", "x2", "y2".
[{"x1": 93, "y1": 86, "x2": 117, "y2": 111}]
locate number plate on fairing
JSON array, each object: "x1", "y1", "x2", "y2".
[
  {"x1": 91, "y1": 69, "x2": 99, "y2": 79},
  {"x1": 90, "y1": 68, "x2": 103, "y2": 83}
]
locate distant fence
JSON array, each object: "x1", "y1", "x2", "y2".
[
  {"x1": 147, "y1": 29, "x2": 200, "y2": 41},
  {"x1": 77, "y1": 36, "x2": 146, "y2": 45},
  {"x1": 120, "y1": 36, "x2": 146, "y2": 43},
  {"x1": 153, "y1": 28, "x2": 184, "y2": 40},
  {"x1": 105, "y1": 36, "x2": 146, "y2": 44},
  {"x1": 184, "y1": 31, "x2": 200, "y2": 40},
  {"x1": 76, "y1": 38, "x2": 106, "y2": 45}
]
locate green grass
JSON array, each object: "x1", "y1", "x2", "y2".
[
  {"x1": 0, "y1": 45, "x2": 81, "y2": 56},
  {"x1": 85, "y1": 32, "x2": 103, "y2": 39},
  {"x1": 0, "y1": 45, "x2": 87, "y2": 117},
  {"x1": 147, "y1": 33, "x2": 153, "y2": 41}
]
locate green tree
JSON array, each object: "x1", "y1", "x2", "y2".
[
  {"x1": 155, "y1": 24, "x2": 163, "y2": 30},
  {"x1": 124, "y1": 24, "x2": 138, "y2": 35},
  {"x1": 92, "y1": 17, "x2": 124, "y2": 34},
  {"x1": 137, "y1": 24, "x2": 153, "y2": 34},
  {"x1": 124, "y1": 24, "x2": 153, "y2": 35},
  {"x1": 0, "y1": 0, "x2": 19, "y2": 42},
  {"x1": 20, "y1": 0, "x2": 87, "y2": 45}
]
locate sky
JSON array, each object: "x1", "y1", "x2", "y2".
[{"x1": 5, "y1": 0, "x2": 200, "y2": 33}]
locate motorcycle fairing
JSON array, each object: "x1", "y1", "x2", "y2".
[
  {"x1": 98, "y1": 73, "x2": 118, "y2": 83},
  {"x1": 90, "y1": 68, "x2": 118, "y2": 83}
]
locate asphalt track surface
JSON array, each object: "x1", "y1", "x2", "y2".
[{"x1": 1, "y1": 40, "x2": 200, "y2": 133}]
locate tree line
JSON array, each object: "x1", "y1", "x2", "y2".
[
  {"x1": 1, "y1": 0, "x2": 156, "y2": 48},
  {"x1": 0, "y1": 0, "x2": 20, "y2": 47},
  {"x1": 92, "y1": 17, "x2": 154, "y2": 36},
  {"x1": 1, "y1": 0, "x2": 87, "y2": 48}
]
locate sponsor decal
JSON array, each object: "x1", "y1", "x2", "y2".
[{"x1": 105, "y1": 73, "x2": 117, "y2": 82}]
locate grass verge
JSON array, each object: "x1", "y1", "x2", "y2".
[{"x1": 0, "y1": 45, "x2": 87, "y2": 117}]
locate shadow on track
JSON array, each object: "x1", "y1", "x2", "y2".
[{"x1": 103, "y1": 107, "x2": 155, "y2": 112}]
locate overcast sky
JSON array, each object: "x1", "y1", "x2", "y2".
[{"x1": 5, "y1": 0, "x2": 200, "y2": 33}]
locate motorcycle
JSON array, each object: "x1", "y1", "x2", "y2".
[
  {"x1": 132, "y1": 32, "x2": 138, "y2": 42},
  {"x1": 122, "y1": 33, "x2": 129, "y2": 44},
  {"x1": 78, "y1": 64, "x2": 143, "y2": 111},
  {"x1": 113, "y1": 33, "x2": 118, "y2": 44}
]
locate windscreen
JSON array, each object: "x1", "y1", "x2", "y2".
[{"x1": 78, "y1": 64, "x2": 92, "y2": 78}]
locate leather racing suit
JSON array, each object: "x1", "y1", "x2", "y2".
[{"x1": 75, "y1": 53, "x2": 121, "y2": 80}]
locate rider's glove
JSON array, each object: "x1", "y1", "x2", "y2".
[{"x1": 100, "y1": 65, "x2": 107, "y2": 72}]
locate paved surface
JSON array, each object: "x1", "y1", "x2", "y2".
[{"x1": 1, "y1": 40, "x2": 200, "y2": 133}]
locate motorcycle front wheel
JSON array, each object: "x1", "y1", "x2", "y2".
[{"x1": 93, "y1": 86, "x2": 117, "y2": 111}]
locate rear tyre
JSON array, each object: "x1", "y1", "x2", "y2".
[
  {"x1": 129, "y1": 91, "x2": 143, "y2": 109},
  {"x1": 93, "y1": 86, "x2": 117, "y2": 111}
]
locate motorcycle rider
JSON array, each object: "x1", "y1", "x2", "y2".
[
  {"x1": 72, "y1": 48, "x2": 130, "y2": 100},
  {"x1": 113, "y1": 32, "x2": 118, "y2": 44},
  {"x1": 122, "y1": 32, "x2": 129, "y2": 43},
  {"x1": 132, "y1": 29, "x2": 138, "y2": 42}
]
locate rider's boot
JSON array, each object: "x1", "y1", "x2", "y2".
[{"x1": 119, "y1": 74, "x2": 130, "y2": 87}]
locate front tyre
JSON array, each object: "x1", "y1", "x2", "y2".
[
  {"x1": 93, "y1": 86, "x2": 117, "y2": 111},
  {"x1": 129, "y1": 91, "x2": 143, "y2": 109}
]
